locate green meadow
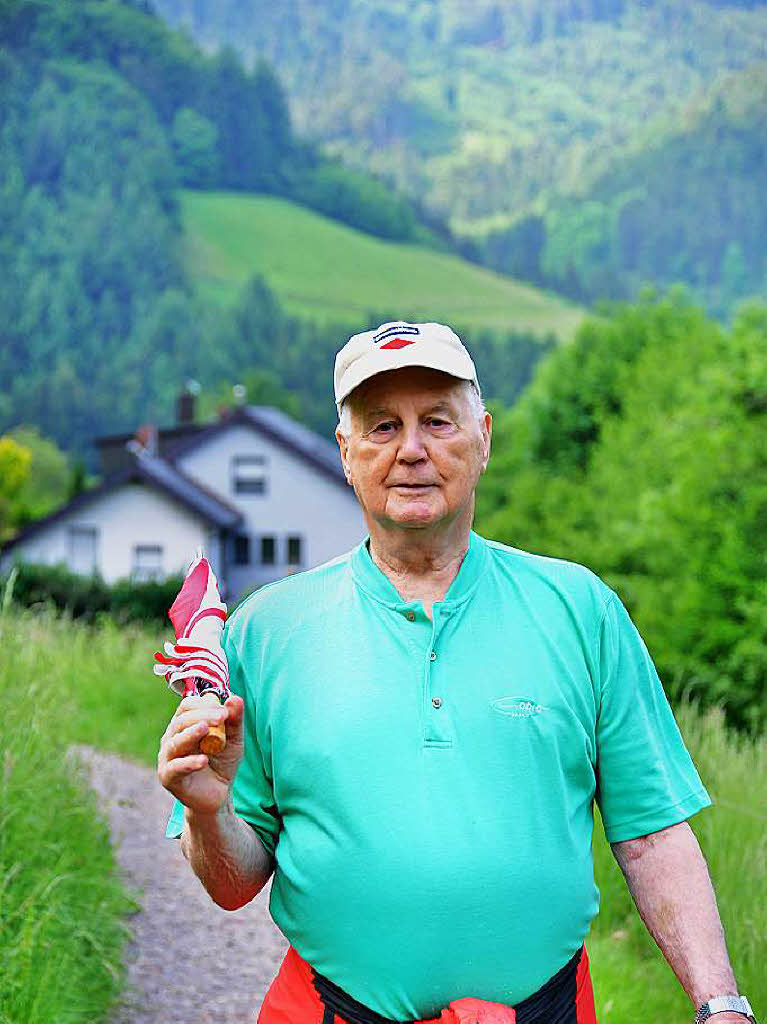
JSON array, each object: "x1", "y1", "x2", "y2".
[
  {"x1": 2, "y1": 601, "x2": 764, "y2": 1023},
  {"x1": 180, "y1": 190, "x2": 585, "y2": 340}
]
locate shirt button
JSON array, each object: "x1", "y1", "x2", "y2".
[
  {"x1": 430, "y1": 651, "x2": 437, "y2": 661},
  {"x1": 406, "y1": 611, "x2": 415, "y2": 621},
  {"x1": 432, "y1": 697, "x2": 443, "y2": 709}
]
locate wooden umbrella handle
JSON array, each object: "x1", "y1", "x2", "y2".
[{"x1": 198, "y1": 690, "x2": 227, "y2": 755}]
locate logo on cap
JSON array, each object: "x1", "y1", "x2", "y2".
[{"x1": 373, "y1": 324, "x2": 420, "y2": 350}]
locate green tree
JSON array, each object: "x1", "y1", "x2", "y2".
[
  {"x1": 5, "y1": 426, "x2": 71, "y2": 525},
  {"x1": 478, "y1": 296, "x2": 767, "y2": 730},
  {"x1": 171, "y1": 107, "x2": 219, "y2": 187},
  {"x1": 0, "y1": 435, "x2": 32, "y2": 538}
]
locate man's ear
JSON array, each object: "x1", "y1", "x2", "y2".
[
  {"x1": 480, "y1": 411, "x2": 492, "y2": 474},
  {"x1": 335, "y1": 429, "x2": 353, "y2": 485}
]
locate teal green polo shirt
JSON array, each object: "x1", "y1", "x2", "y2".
[{"x1": 168, "y1": 532, "x2": 709, "y2": 1019}]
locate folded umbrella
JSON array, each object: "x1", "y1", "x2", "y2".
[{"x1": 153, "y1": 550, "x2": 229, "y2": 754}]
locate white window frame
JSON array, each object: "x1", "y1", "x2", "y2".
[
  {"x1": 231, "y1": 455, "x2": 268, "y2": 496},
  {"x1": 132, "y1": 544, "x2": 164, "y2": 582},
  {"x1": 286, "y1": 535, "x2": 303, "y2": 567},
  {"x1": 68, "y1": 525, "x2": 99, "y2": 575}
]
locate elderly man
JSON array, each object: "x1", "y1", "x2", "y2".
[{"x1": 158, "y1": 322, "x2": 754, "y2": 1024}]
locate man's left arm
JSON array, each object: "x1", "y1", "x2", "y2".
[{"x1": 611, "y1": 820, "x2": 748, "y2": 1022}]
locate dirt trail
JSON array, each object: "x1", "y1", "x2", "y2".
[{"x1": 73, "y1": 746, "x2": 288, "y2": 1024}]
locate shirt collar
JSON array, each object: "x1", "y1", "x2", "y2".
[{"x1": 350, "y1": 530, "x2": 487, "y2": 611}]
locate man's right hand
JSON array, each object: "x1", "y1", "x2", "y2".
[{"x1": 157, "y1": 693, "x2": 244, "y2": 816}]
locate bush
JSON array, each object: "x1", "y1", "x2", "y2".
[
  {"x1": 110, "y1": 574, "x2": 185, "y2": 624},
  {"x1": 1, "y1": 562, "x2": 182, "y2": 625}
]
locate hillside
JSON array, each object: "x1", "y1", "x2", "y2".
[
  {"x1": 151, "y1": 0, "x2": 767, "y2": 313},
  {"x1": 180, "y1": 191, "x2": 584, "y2": 339},
  {"x1": 151, "y1": 0, "x2": 767, "y2": 228},
  {"x1": 1, "y1": 0, "x2": 583, "y2": 458}
]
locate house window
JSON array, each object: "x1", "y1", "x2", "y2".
[
  {"x1": 233, "y1": 533, "x2": 250, "y2": 566},
  {"x1": 260, "y1": 536, "x2": 276, "y2": 565},
  {"x1": 132, "y1": 545, "x2": 163, "y2": 582},
  {"x1": 232, "y1": 455, "x2": 268, "y2": 495},
  {"x1": 287, "y1": 535, "x2": 302, "y2": 566},
  {"x1": 68, "y1": 526, "x2": 98, "y2": 575}
]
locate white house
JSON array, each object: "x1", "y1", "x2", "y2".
[{"x1": 0, "y1": 405, "x2": 366, "y2": 602}]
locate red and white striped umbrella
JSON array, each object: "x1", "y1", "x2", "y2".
[{"x1": 153, "y1": 551, "x2": 229, "y2": 702}]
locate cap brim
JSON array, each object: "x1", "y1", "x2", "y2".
[{"x1": 335, "y1": 344, "x2": 477, "y2": 407}]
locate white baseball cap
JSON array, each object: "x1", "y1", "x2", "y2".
[{"x1": 334, "y1": 320, "x2": 480, "y2": 409}]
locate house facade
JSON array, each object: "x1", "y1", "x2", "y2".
[{"x1": 0, "y1": 406, "x2": 366, "y2": 602}]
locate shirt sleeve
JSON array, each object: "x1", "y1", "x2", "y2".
[
  {"x1": 595, "y1": 591, "x2": 711, "y2": 842},
  {"x1": 165, "y1": 610, "x2": 282, "y2": 858}
]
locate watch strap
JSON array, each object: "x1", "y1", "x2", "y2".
[{"x1": 695, "y1": 995, "x2": 755, "y2": 1023}]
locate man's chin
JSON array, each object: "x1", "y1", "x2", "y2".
[{"x1": 383, "y1": 501, "x2": 444, "y2": 527}]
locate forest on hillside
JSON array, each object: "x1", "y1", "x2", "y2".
[
  {"x1": 151, "y1": 0, "x2": 767, "y2": 314},
  {"x1": 0, "y1": 0, "x2": 551, "y2": 462}
]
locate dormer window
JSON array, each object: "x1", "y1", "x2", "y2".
[{"x1": 232, "y1": 454, "x2": 268, "y2": 495}]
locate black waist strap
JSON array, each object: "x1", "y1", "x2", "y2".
[{"x1": 312, "y1": 946, "x2": 583, "y2": 1024}]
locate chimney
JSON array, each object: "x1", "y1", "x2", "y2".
[
  {"x1": 177, "y1": 379, "x2": 200, "y2": 425},
  {"x1": 135, "y1": 423, "x2": 158, "y2": 456}
]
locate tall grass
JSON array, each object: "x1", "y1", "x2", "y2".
[
  {"x1": 0, "y1": 605, "x2": 143, "y2": 1024},
  {"x1": 1, "y1": 602, "x2": 763, "y2": 1023},
  {"x1": 589, "y1": 703, "x2": 766, "y2": 1020}
]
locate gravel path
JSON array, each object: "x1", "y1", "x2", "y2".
[{"x1": 72, "y1": 746, "x2": 288, "y2": 1024}]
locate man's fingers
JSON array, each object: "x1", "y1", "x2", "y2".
[
  {"x1": 169, "y1": 696, "x2": 243, "y2": 743},
  {"x1": 169, "y1": 707, "x2": 226, "y2": 736},
  {"x1": 158, "y1": 752, "x2": 208, "y2": 788},
  {"x1": 166, "y1": 720, "x2": 215, "y2": 759},
  {"x1": 221, "y1": 694, "x2": 244, "y2": 732},
  {"x1": 223, "y1": 694, "x2": 244, "y2": 723}
]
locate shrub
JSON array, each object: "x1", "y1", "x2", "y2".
[{"x1": 1, "y1": 561, "x2": 182, "y2": 625}]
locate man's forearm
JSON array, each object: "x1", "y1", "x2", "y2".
[
  {"x1": 181, "y1": 793, "x2": 274, "y2": 911},
  {"x1": 611, "y1": 821, "x2": 742, "y2": 1015}
]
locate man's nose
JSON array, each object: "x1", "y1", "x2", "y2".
[{"x1": 397, "y1": 422, "x2": 428, "y2": 461}]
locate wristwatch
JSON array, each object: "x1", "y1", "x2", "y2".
[{"x1": 695, "y1": 995, "x2": 756, "y2": 1023}]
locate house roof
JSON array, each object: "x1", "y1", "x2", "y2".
[
  {"x1": 94, "y1": 422, "x2": 204, "y2": 448},
  {"x1": 165, "y1": 406, "x2": 347, "y2": 486},
  {"x1": 1, "y1": 405, "x2": 347, "y2": 556},
  {"x1": 1, "y1": 448, "x2": 243, "y2": 554},
  {"x1": 136, "y1": 449, "x2": 242, "y2": 529}
]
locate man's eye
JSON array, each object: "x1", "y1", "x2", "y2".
[
  {"x1": 372, "y1": 421, "x2": 396, "y2": 433},
  {"x1": 427, "y1": 418, "x2": 451, "y2": 428}
]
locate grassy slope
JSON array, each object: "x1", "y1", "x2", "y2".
[{"x1": 179, "y1": 190, "x2": 585, "y2": 340}]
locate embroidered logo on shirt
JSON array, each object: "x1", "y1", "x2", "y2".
[{"x1": 491, "y1": 696, "x2": 546, "y2": 718}]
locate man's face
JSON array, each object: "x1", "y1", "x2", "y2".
[{"x1": 336, "y1": 366, "x2": 492, "y2": 533}]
